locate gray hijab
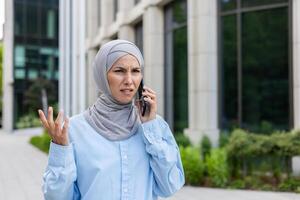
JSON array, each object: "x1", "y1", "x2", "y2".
[{"x1": 83, "y1": 40, "x2": 144, "y2": 141}]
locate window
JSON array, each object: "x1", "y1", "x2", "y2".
[
  {"x1": 134, "y1": 0, "x2": 141, "y2": 5},
  {"x1": 219, "y1": 0, "x2": 291, "y2": 132},
  {"x1": 164, "y1": 0, "x2": 188, "y2": 132},
  {"x1": 113, "y1": 0, "x2": 118, "y2": 21},
  {"x1": 13, "y1": 1, "x2": 59, "y2": 128},
  {"x1": 135, "y1": 22, "x2": 143, "y2": 55},
  {"x1": 98, "y1": 0, "x2": 101, "y2": 27}
]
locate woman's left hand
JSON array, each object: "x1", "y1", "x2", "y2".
[{"x1": 136, "y1": 86, "x2": 157, "y2": 123}]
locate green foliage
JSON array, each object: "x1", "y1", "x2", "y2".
[
  {"x1": 227, "y1": 179, "x2": 246, "y2": 189},
  {"x1": 206, "y1": 148, "x2": 229, "y2": 187},
  {"x1": 179, "y1": 146, "x2": 204, "y2": 185},
  {"x1": 278, "y1": 178, "x2": 300, "y2": 193},
  {"x1": 16, "y1": 113, "x2": 41, "y2": 129},
  {"x1": 219, "y1": 132, "x2": 230, "y2": 148},
  {"x1": 226, "y1": 129, "x2": 300, "y2": 158},
  {"x1": 24, "y1": 77, "x2": 57, "y2": 114},
  {"x1": 29, "y1": 131, "x2": 51, "y2": 153},
  {"x1": 174, "y1": 132, "x2": 191, "y2": 147},
  {"x1": 200, "y1": 135, "x2": 212, "y2": 160}
]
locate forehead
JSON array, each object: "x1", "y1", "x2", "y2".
[{"x1": 112, "y1": 54, "x2": 140, "y2": 67}]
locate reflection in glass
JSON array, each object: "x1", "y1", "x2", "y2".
[
  {"x1": 28, "y1": 69, "x2": 38, "y2": 79},
  {"x1": 15, "y1": 46, "x2": 25, "y2": 67},
  {"x1": 135, "y1": 22, "x2": 143, "y2": 55},
  {"x1": 26, "y1": 4, "x2": 38, "y2": 35},
  {"x1": 164, "y1": 0, "x2": 188, "y2": 133},
  {"x1": 242, "y1": 8, "x2": 289, "y2": 131},
  {"x1": 15, "y1": 69, "x2": 25, "y2": 79},
  {"x1": 173, "y1": 27, "x2": 188, "y2": 132},
  {"x1": 13, "y1": 0, "x2": 59, "y2": 128},
  {"x1": 220, "y1": 0, "x2": 237, "y2": 12},
  {"x1": 173, "y1": 0, "x2": 187, "y2": 25},
  {"x1": 47, "y1": 10, "x2": 56, "y2": 38},
  {"x1": 221, "y1": 15, "x2": 238, "y2": 130}
]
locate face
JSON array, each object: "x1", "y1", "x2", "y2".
[{"x1": 107, "y1": 54, "x2": 142, "y2": 104}]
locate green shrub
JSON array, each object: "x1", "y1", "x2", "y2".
[
  {"x1": 16, "y1": 113, "x2": 41, "y2": 129},
  {"x1": 227, "y1": 179, "x2": 245, "y2": 189},
  {"x1": 200, "y1": 135, "x2": 211, "y2": 160},
  {"x1": 219, "y1": 132, "x2": 230, "y2": 148},
  {"x1": 206, "y1": 148, "x2": 229, "y2": 187},
  {"x1": 278, "y1": 178, "x2": 300, "y2": 192},
  {"x1": 174, "y1": 133, "x2": 191, "y2": 147},
  {"x1": 180, "y1": 146, "x2": 204, "y2": 185},
  {"x1": 29, "y1": 130, "x2": 51, "y2": 153}
]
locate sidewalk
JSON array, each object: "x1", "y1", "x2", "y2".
[
  {"x1": 0, "y1": 130, "x2": 299, "y2": 200},
  {"x1": 0, "y1": 130, "x2": 46, "y2": 200},
  {"x1": 162, "y1": 186, "x2": 300, "y2": 200}
]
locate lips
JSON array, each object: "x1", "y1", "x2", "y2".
[{"x1": 120, "y1": 89, "x2": 134, "y2": 95}]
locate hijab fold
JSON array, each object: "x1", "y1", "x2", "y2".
[{"x1": 84, "y1": 40, "x2": 144, "y2": 141}]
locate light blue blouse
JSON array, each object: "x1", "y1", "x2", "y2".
[{"x1": 43, "y1": 114, "x2": 185, "y2": 200}]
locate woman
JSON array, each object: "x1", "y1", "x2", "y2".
[{"x1": 39, "y1": 40, "x2": 185, "y2": 200}]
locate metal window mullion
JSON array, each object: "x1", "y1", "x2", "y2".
[
  {"x1": 288, "y1": 0, "x2": 293, "y2": 129},
  {"x1": 237, "y1": 0, "x2": 243, "y2": 127},
  {"x1": 220, "y1": 2, "x2": 289, "y2": 16}
]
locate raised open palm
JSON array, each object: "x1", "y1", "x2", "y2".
[{"x1": 38, "y1": 106, "x2": 69, "y2": 146}]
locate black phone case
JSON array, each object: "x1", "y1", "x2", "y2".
[{"x1": 138, "y1": 80, "x2": 148, "y2": 116}]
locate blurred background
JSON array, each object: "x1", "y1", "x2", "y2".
[{"x1": 1, "y1": 0, "x2": 300, "y2": 194}]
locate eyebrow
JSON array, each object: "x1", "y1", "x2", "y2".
[{"x1": 113, "y1": 66, "x2": 141, "y2": 70}]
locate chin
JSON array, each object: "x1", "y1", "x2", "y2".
[{"x1": 117, "y1": 97, "x2": 134, "y2": 105}]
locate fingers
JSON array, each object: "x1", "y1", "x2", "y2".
[
  {"x1": 62, "y1": 117, "x2": 69, "y2": 136},
  {"x1": 38, "y1": 109, "x2": 50, "y2": 129},
  {"x1": 143, "y1": 86, "x2": 156, "y2": 94},
  {"x1": 54, "y1": 111, "x2": 64, "y2": 135},
  {"x1": 144, "y1": 96, "x2": 155, "y2": 105},
  {"x1": 48, "y1": 107, "x2": 55, "y2": 129},
  {"x1": 143, "y1": 90, "x2": 156, "y2": 100}
]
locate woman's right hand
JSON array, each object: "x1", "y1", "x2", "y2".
[{"x1": 38, "y1": 106, "x2": 69, "y2": 146}]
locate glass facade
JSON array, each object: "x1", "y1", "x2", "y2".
[
  {"x1": 135, "y1": 21, "x2": 143, "y2": 55},
  {"x1": 13, "y1": 0, "x2": 59, "y2": 128},
  {"x1": 113, "y1": 0, "x2": 118, "y2": 21},
  {"x1": 164, "y1": 0, "x2": 188, "y2": 133},
  {"x1": 219, "y1": 0, "x2": 291, "y2": 132}
]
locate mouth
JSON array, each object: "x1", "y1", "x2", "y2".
[{"x1": 120, "y1": 89, "x2": 134, "y2": 95}]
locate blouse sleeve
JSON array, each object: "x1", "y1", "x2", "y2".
[
  {"x1": 42, "y1": 142, "x2": 80, "y2": 200},
  {"x1": 141, "y1": 115, "x2": 185, "y2": 198}
]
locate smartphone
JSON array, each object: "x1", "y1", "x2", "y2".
[{"x1": 138, "y1": 79, "x2": 149, "y2": 116}]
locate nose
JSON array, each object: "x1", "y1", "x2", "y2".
[{"x1": 123, "y1": 72, "x2": 133, "y2": 85}]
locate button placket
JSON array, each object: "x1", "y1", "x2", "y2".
[{"x1": 120, "y1": 141, "x2": 130, "y2": 199}]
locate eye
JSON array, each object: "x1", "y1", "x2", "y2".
[
  {"x1": 114, "y1": 69, "x2": 124, "y2": 73},
  {"x1": 133, "y1": 69, "x2": 141, "y2": 73}
]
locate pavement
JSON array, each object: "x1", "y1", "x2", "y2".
[{"x1": 0, "y1": 129, "x2": 300, "y2": 200}]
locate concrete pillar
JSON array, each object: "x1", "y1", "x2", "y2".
[
  {"x1": 184, "y1": 0, "x2": 219, "y2": 146},
  {"x1": 118, "y1": 26, "x2": 135, "y2": 43},
  {"x1": 118, "y1": 0, "x2": 135, "y2": 41},
  {"x1": 3, "y1": 0, "x2": 14, "y2": 132},
  {"x1": 72, "y1": 0, "x2": 86, "y2": 114},
  {"x1": 100, "y1": 0, "x2": 114, "y2": 38},
  {"x1": 143, "y1": 5, "x2": 164, "y2": 116},
  {"x1": 293, "y1": 0, "x2": 300, "y2": 129},
  {"x1": 60, "y1": 0, "x2": 86, "y2": 116},
  {"x1": 87, "y1": 0, "x2": 98, "y2": 38}
]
